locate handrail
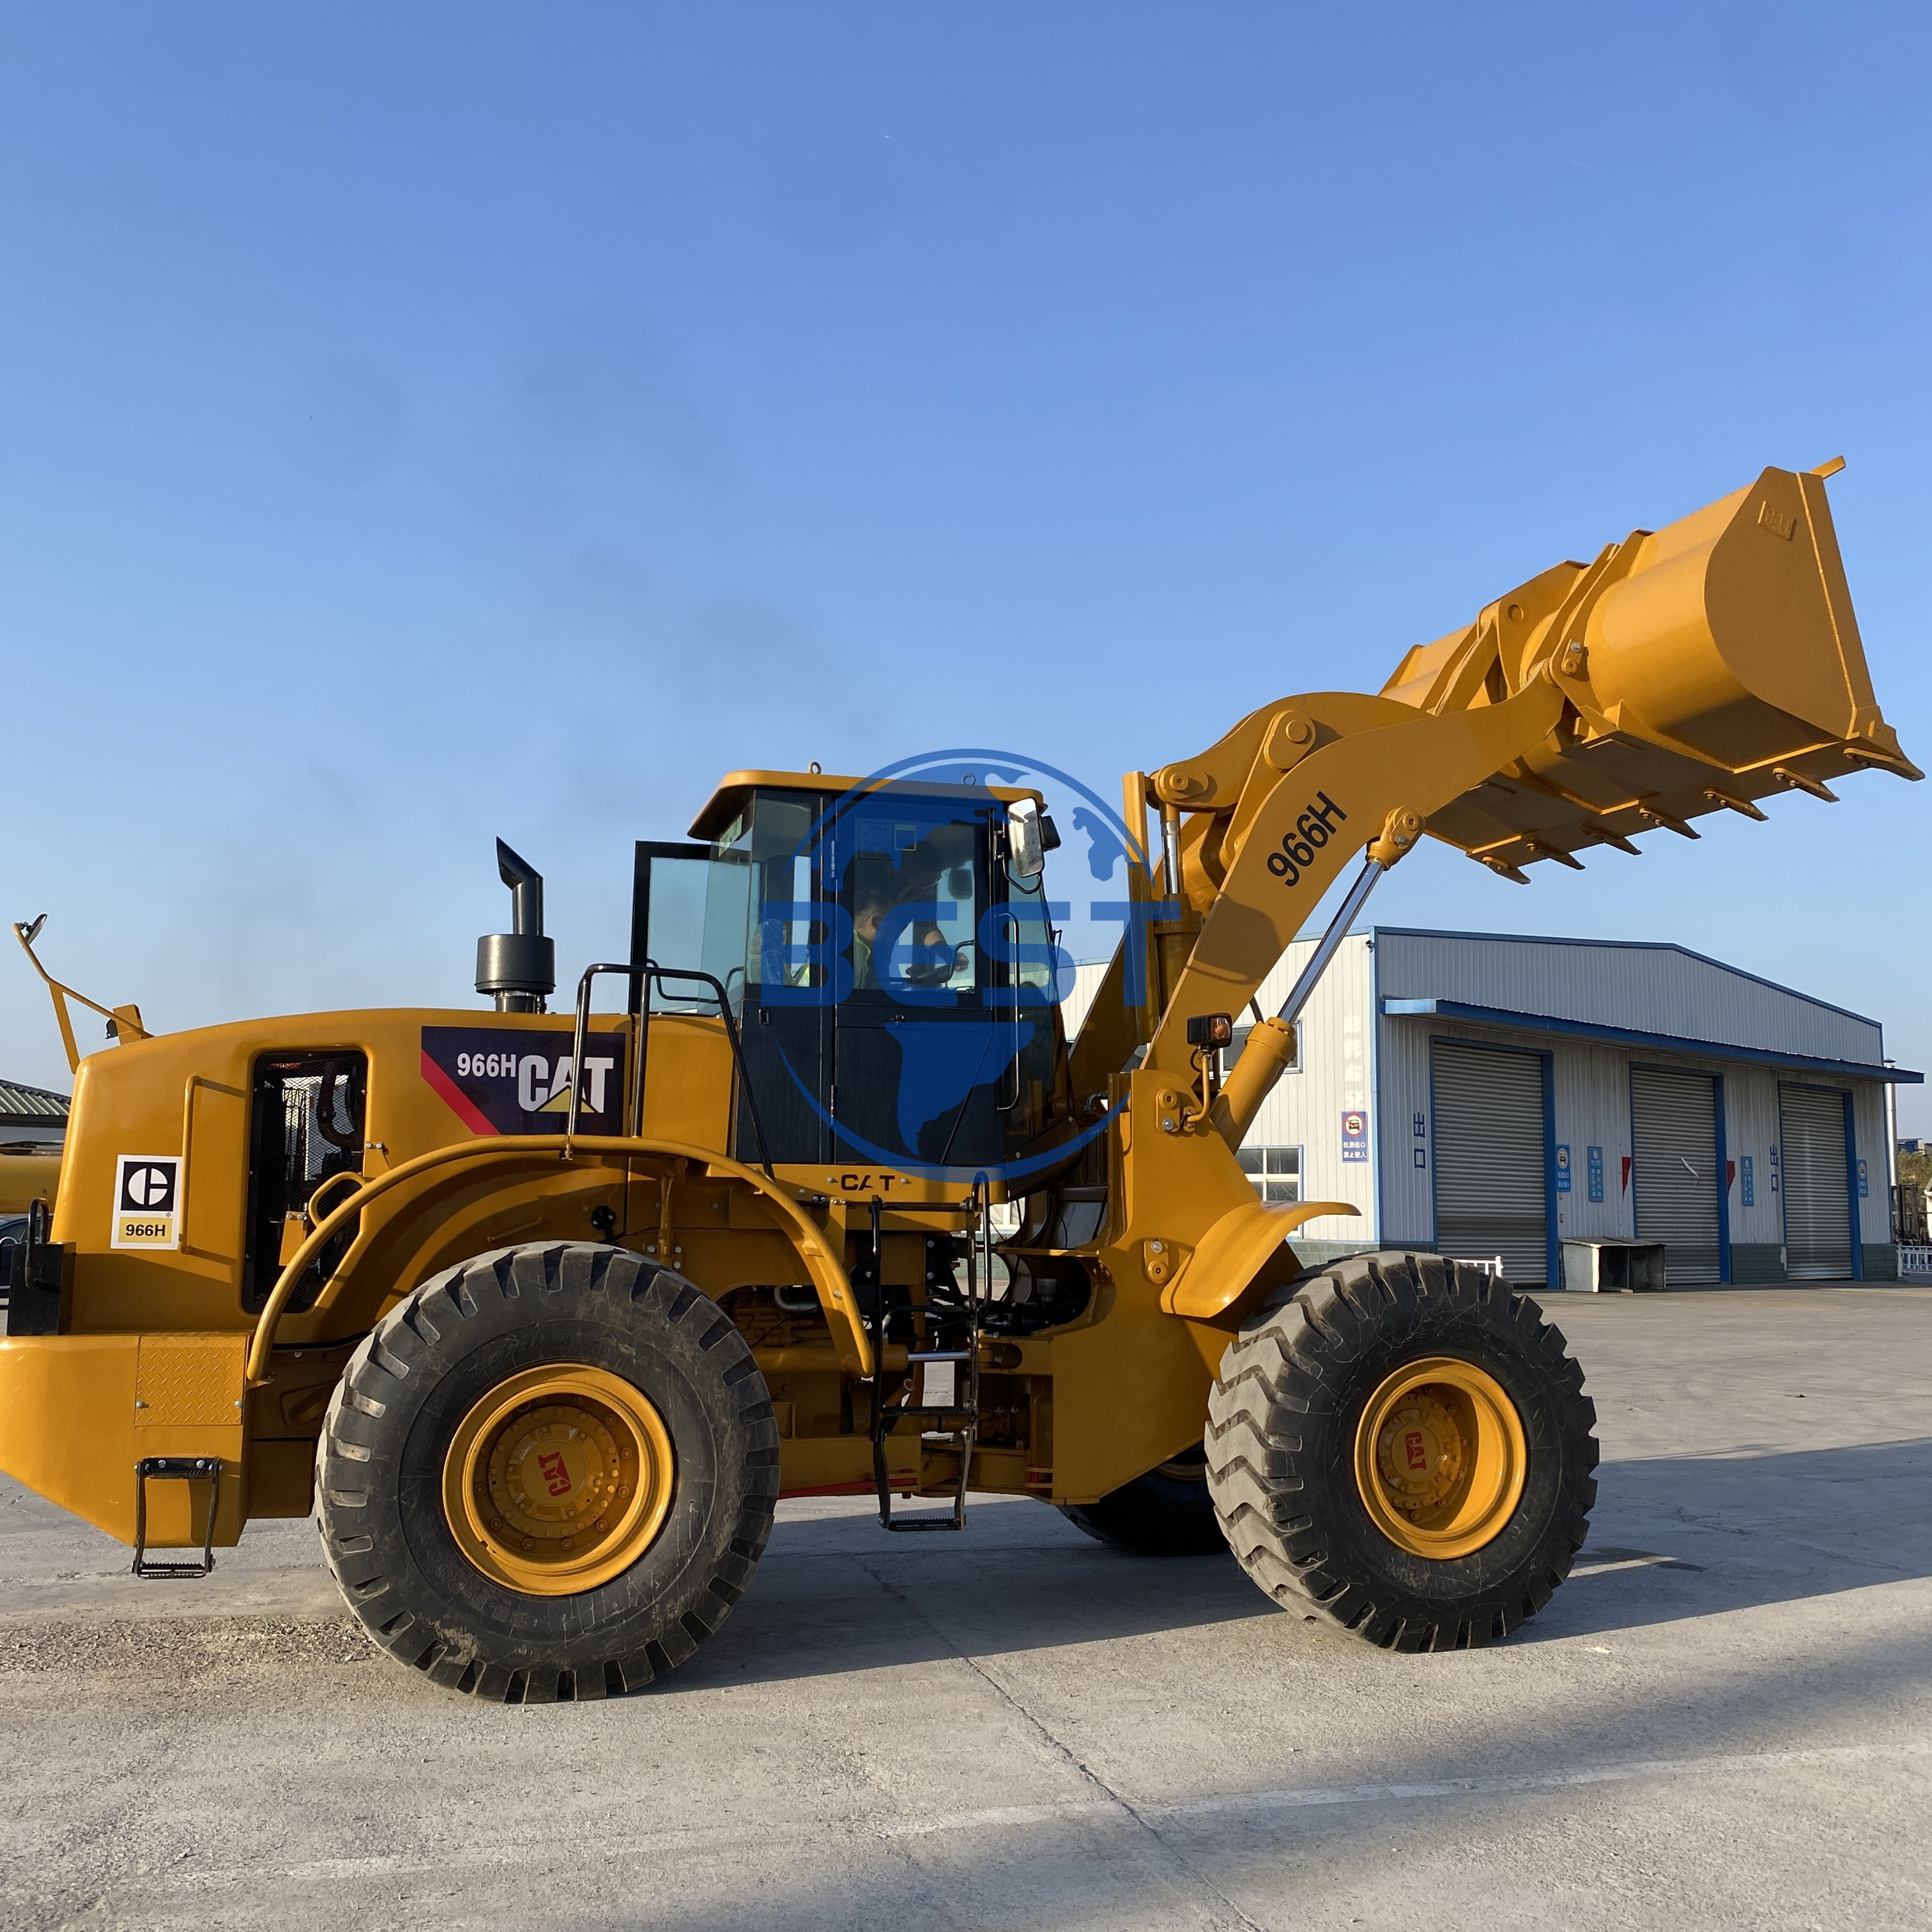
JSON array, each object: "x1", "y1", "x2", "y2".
[
  {"x1": 243, "y1": 1131, "x2": 865, "y2": 1384},
  {"x1": 303, "y1": 1168, "x2": 366, "y2": 1226},
  {"x1": 566, "y1": 960, "x2": 773, "y2": 1176},
  {"x1": 178, "y1": 1073, "x2": 245, "y2": 1255}
]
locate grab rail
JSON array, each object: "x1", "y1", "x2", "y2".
[{"x1": 565, "y1": 960, "x2": 772, "y2": 1176}]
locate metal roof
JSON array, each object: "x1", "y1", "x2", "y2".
[
  {"x1": 1372, "y1": 925, "x2": 1881, "y2": 1030},
  {"x1": 1371, "y1": 926, "x2": 1887, "y2": 1068},
  {"x1": 0, "y1": 1080, "x2": 70, "y2": 1128}
]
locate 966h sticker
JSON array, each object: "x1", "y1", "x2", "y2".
[
  {"x1": 112, "y1": 1155, "x2": 183, "y2": 1250},
  {"x1": 420, "y1": 1028, "x2": 628, "y2": 1137}
]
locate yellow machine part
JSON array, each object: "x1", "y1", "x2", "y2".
[
  {"x1": 1380, "y1": 464, "x2": 1919, "y2": 877},
  {"x1": 0, "y1": 1332, "x2": 246, "y2": 1546},
  {"x1": 1351, "y1": 1356, "x2": 1528, "y2": 1561},
  {"x1": 0, "y1": 1146, "x2": 60, "y2": 1216},
  {"x1": 441, "y1": 1361, "x2": 677, "y2": 1595}
]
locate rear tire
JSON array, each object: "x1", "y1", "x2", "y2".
[
  {"x1": 1206, "y1": 1251, "x2": 1596, "y2": 1650},
  {"x1": 1059, "y1": 1445, "x2": 1228, "y2": 1556},
  {"x1": 316, "y1": 1243, "x2": 778, "y2": 1701}
]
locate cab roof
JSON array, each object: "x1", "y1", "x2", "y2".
[{"x1": 688, "y1": 769, "x2": 1045, "y2": 841}]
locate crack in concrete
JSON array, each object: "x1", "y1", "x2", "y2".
[{"x1": 850, "y1": 1549, "x2": 1269, "y2": 1932}]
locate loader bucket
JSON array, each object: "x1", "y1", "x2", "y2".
[
  {"x1": 1582, "y1": 466, "x2": 1907, "y2": 772},
  {"x1": 1382, "y1": 464, "x2": 1919, "y2": 877}
]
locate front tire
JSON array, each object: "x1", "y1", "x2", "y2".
[
  {"x1": 316, "y1": 1243, "x2": 779, "y2": 1701},
  {"x1": 1206, "y1": 1251, "x2": 1596, "y2": 1650}
]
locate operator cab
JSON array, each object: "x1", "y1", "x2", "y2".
[{"x1": 634, "y1": 770, "x2": 1067, "y2": 1174}]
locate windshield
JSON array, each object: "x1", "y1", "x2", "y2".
[{"x1": 839, "y1": 801, "x2": 982, "y2": 1001}]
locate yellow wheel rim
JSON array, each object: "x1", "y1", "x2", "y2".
[
  {"x1": 1352, "y1": 1356, "x2": 1527, "y2": 1560},
  {"x1": 442, "y1": 1363, "x2": 675, "y2": 1596}
]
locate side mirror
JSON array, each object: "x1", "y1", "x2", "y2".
[{"x1": 1007, "y1": 799, "x2": 1046, "y2": 882}]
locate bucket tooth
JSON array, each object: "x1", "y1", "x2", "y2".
[
  {"x1": 1583, "y1": 820, "x2": 1641, "y2": 854},
  {"x1": 1526, "y1": 840, "x2": 1585, "y2": 871},
  {"x1": 1703, "y1": 788, "x2": 1768, "y2": 822},
  {"x1": 1637, "y1": 806, "x2": 1699, "y2": 839},
  {"x1": 1772, "y1": 766, "x2": 1838, "y2": 802}
]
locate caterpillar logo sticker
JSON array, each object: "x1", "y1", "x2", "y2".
[
  {"x1": 420, "y1": 1027, "x2": 629, "y2": 1137},
  {"x1": 112, "y1": 1154, "x2": 183, "y2": 1250}
]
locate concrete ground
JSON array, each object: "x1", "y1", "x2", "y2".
[{"x1": 1, "y1": 1284, "x2": 1928, "y2": 1932}]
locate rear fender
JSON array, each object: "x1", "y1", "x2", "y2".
[{"x1": 252, "y1": 1136, "x2": 870, "y2": 1379}]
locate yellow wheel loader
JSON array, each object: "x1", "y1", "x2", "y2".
[{"x1": 3, "y1": 462, "x2": 1915, "y2": 1698}]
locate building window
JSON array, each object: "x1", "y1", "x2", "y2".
[
  {"x1": 1218, "y1": 1025, "x2": 1300, "y2": 1079},
  {"x1": 1238, "y1": 1145, "x2": 1301, "y2": 1204}
]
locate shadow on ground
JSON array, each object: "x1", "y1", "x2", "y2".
[
  {"x1": 1524, "y1": 1434, "x2": 1932, "y2": 1643},
  {"x1": 1, "y1": 1439, "x2": 1924, "y2": 1703},
  {"x1": 655, "y1": 1435, "x2": 1932, "y2": 1689}
]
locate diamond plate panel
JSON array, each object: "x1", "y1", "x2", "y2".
[{"x1": 134, "y1": 1335, "x2": 246, "y2": 1428}]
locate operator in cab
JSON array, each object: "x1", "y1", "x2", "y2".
[{"x1": 849, "y1": 878, "x2": 965, "y2": 994}]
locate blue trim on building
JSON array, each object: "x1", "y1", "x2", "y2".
[
  {"x1": 1426, "y1": 1039, "x2": 1441, "y2": 1255},
  {"x1": 1381, "y1": 999, "x2": 1920, "y2": 1085},
  {"x1": 1370, "y1": 933, "x2": 1384, "y2": 1248},
  {"x1": 1840, "y1": 1085, "x2": 1864, "y2": 1282},
  {"x1": 1714, "y1": 1073, "x2": 1732, "y2": 1284},
  {"x1": 1540, "y1": 1047, "x2": 1560, "y2": 1292}
]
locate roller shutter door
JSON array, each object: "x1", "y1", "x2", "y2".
[
  {"x1": 1432, "y1": 1042, "x2": 1547, "y2": 1285},
  {"x1": 1781, "y1": 1085, "x2": 1852, "y2": 1280},
  {"x1": 1630, "y1": 1068, "x2": 1722, "y2": 1285}
]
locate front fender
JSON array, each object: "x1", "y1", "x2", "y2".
[{"x1": 1160, "y1": 1195, "x2": 1360, "y2": 1325}]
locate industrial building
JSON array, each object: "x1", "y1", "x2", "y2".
[
  {"x1": 0, "y1": 1080, "x2": 67, "y2": 1149},
  {"x1": 1075, "y1": 930, "x2": 1916, "y2": 1287}
]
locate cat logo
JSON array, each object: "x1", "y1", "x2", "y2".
[
  {"x1": 112, "y1": 1155, "x2": 183, "y2": 1250},
  {"x1": 419, "y1": 1027, "x2": 628, "y2": 1137}
]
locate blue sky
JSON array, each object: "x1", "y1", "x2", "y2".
[{"x1": 4, "y1": 3, "x2": 1929, "y2": 1125}]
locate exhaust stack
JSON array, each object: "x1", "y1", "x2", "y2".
[{"x1": 475, "y1": 838, "x2": 556, "y2": 1013}]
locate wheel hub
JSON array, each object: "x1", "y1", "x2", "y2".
[
  {"x1": 1353, "y1": 1356, "x2": 1526, "y2": 1560},
  {"x1": 1374, "y1": 1392, "x2": 1464, "y2": 1512},
  {"x1": 443, "y1": 1364, "x2": 675, "y2": 1595}
]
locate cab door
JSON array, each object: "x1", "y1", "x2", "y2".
[
  {"x1": 827, "y1": 795, "x2": 1009, "y2": 1172},
  {"x1": 632, "y1": 832, "x2": 831, "y2": 1168}
]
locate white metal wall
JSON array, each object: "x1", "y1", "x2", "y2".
[
  {"x1": 1064, "y1": 961, "x2": 1110, "y2": 1044},
  {"x1": 1243, "y1": 933, "x2": 1376, "y2": 1246}
]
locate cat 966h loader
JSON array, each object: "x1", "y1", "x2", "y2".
[{"x1": 4, "y1": 461, "x2": 1916, "y2": 1699}]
